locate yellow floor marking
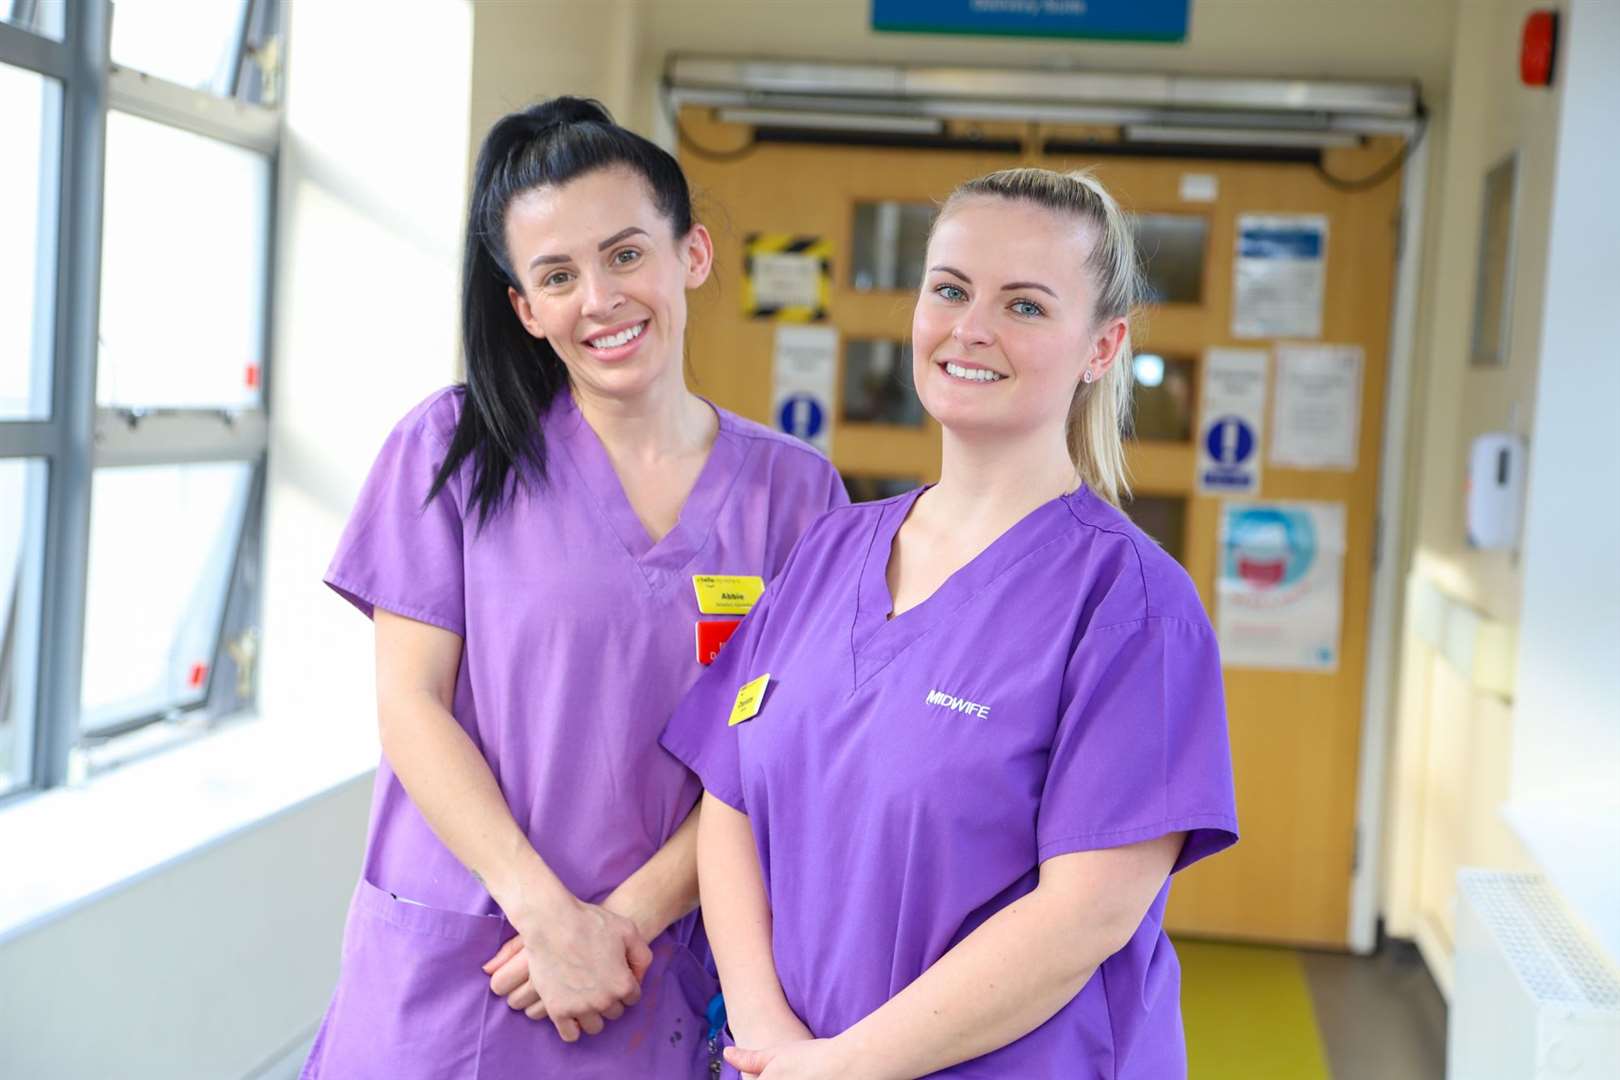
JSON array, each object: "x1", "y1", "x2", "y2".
[{"x1": 1176, "y1": 939, "x2": 1332, "y2": 1079}]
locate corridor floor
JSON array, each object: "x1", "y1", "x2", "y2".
[{"x1": 1178, "y1": 938, "x2": 1448, "y2": 1079}]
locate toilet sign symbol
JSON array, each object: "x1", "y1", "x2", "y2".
[
  {"x1": 1205, "y1": 416, "x2": 1255, "y2": 466},
  {"x1": 778, "y1": 394, "x2": 826, "y2": 441}
]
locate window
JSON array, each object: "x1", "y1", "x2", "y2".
[
  {"x1": 1132, "y1": 213, "x2": 1207, "y2": 305},
  {"x1": 0, "y1": 0, "x2": 283, "y2": 798},
  {"x1": 0, "y1": 60, "x2": 58, "y2": 421},
  {"x1": 1124, "y1": 494, "x2": 1188, "y2": 567},
  {"x1": 843, "y1": 340, "x2": 925, "y2": 427},
  {"x1": 842, "y1": 474, "x2": 920, "y2": 503},
  {"x1": 1124, "y1": 352, "x2": 1196, "y2": 442},
  {"x1": 852, "y1": 201, "x2": 936, "y2": 292}
]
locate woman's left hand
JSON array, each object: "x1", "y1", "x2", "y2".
[
  {"x1": 483, "y1": 877, "x2": 660, "y2": 1020},
  {"x1": 723, "y1": 1038, "x2": 860, "y2": 1080}
]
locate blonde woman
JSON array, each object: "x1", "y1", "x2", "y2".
[{"x1": 662, "y1": 168, "x2": 1238, "y2": 1079}]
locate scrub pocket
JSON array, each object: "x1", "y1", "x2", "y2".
[
  {"x1": 475, "y1": 935, "x2": 720, "y2": 1079},
  {"x1": 303, "y1": 877, "x2": 505, "y2": 1080}
]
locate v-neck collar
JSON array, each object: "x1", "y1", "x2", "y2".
[
  {"x1": 852, "y1": 486, "x2": 1080, "y2": 687},
  {"x1": 552, "y1": 387, "x2": 747, "y2": 589}
]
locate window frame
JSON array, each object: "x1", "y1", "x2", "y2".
[{"x1": 0, "y1": 0, "x2": 282, "y2": 800}]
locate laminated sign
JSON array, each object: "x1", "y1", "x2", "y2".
[
  {"x1": 744, "y1": 234, "x2": 831, "y2": 321},
  {"x1": 1233, "y1": 215, "x2": 1327, "y2": 339},
  {"x1": 1196, "y1": 348, "x2": 1268, "y2": 495}
]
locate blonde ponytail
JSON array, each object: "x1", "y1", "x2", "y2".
[{"x1": 934, "y1": 168, "x2": 1143, "y2": 506}]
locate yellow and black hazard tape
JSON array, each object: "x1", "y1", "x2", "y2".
[{"x1": 742, "y1": 233, "x2": 832, "y2": 322}]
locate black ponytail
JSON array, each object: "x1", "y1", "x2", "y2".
[{"x1": 427, "y1": 96, "x2": 697, "y2": 525}]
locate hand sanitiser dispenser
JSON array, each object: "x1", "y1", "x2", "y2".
[{"x1": 1466, "y1": 433, "x2": 1527, "y2": 550}]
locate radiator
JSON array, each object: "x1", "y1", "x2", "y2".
[{"x1": 1448, "y1": 870, "x2": 1620, "y2": 1078}]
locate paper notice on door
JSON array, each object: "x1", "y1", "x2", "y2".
[
  {"x1": 1217, "y1": 501, "x2": 1346, "y2": 672},
  {"x1": 1196, "y1": 348, "x2": 1269, "y2": 495},
  {"x1": 1233, "y1": 214, "x2": 1328, "y2": 339},
  {"x1": 1271, "y1": 344, "x2": 1363, "y2": 470}
]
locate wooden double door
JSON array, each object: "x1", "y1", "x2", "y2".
[{"x1": 679, "y1": 107, "x2": 1404, "y2": 948}]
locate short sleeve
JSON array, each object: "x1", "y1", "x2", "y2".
[
  {"x1": 324, "y1": 399, "x2": 467, "y2": 637},
  {"x1": 1036, "y1": 616, "x2": 1238, "y2": 873},
  {"x1": 659, "y1": 586, "x2": 775, "y2": 814}
]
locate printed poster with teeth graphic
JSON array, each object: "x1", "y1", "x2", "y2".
[{"x1": 1216, "y1": 500, "x2": 1345, "y2": 672}]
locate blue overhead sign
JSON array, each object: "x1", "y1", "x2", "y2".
[{"x1": 872, "y1": 0, "x2": 1190, "y2": 43}]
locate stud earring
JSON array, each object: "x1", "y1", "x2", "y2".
[{"x1": 1081, "y1": 369, "x2": 1096, "y2": 384}]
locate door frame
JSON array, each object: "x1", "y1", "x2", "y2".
[
  {"x1": 657, "y1": 59, "x2": 1432, "y2": 954},
  {"x1": 1349, "y1": 125, "x2": 1430, "y2": 954}
]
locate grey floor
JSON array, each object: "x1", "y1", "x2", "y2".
[{"x1": 1301, "y1": 939, "x2": 1448, "y2": 1079}]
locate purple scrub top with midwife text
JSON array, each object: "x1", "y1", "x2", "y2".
[
  {"x1": 662, "y1": 487, "x2": 1239, "y2": 1079},
  {"x1": 302, "y1": 386, "x2": 847, "y2": 1080}
]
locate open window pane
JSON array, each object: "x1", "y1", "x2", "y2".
[
  {"x1": 843, "y1": 340, "x2": 925, "y2": 427},
  {"x1": 79, "y1": 462, "x2": 251, "y2": 735},
  {"x1": 97, "y1": 110, "x2": 270, "y2": 411},
  {"x1": 0, "y1": 62, "x2": 59, "y2": 421},
  {"x1": 2, "y1": 0, "x2": 66, "y2": 38},
  {"x1": 110, "y1": 0, "x2": 249, "y2": 96},
  {"x1": 0, "y1": 458, "x2": 47, "y2": 795}
]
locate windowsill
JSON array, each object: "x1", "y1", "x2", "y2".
[
  {"x1": 0, "y1": 714, "x2": 378, "y2": 947},
  {"x1": 1502, "y1": 791, "x2": 1620, "y2": 970}
]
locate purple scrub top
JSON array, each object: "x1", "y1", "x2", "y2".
[
  {"x1": 661, "y1": 487, "x2": 1239, "y2": 1079},
  {"x1": 302, "y1": 386, "x2": 847, "y2": 1079}
]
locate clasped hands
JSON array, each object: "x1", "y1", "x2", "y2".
[{"x1": 482, "y1": 888, "x2": 651, "y2": 1043}]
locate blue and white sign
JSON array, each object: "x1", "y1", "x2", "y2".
[
  {"x1": 872, "y1": 0, "x2": 1190, "y2": 42},
  {"x1": 1196, "y1": 348, "x2": 1268, "y2": 495},
  {"x1": 778, "y1": 395, "x2": 826, "y2": 441},
  {"x1": 772, "y1": 324, "x2": 839, "y2": 454},
  {"x1": 1217, "y1": 501, "x2": 1345, "y2": 672},
  {"x1": 1233, "y1": 214, "x2": 1329, "y2": 339}
]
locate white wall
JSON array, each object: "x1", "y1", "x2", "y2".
[
  {"x1": 0, "y1": 3, "x2": 473, "y2": 1077},
  {"x1": 1506, "y1": 0, "x2": 1620, "y2": 964},
  {"x1": 0, "y1": 780, "x2": 372, "y2": 1079}
]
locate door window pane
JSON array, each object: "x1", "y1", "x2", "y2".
[
  {"x1": 1133, "y1": 214, "x2": 1207, "y2": 304},
  {"x1": 1125, "y1": 494, "x2": 1187, "y2": 567},
  {"x1": 111, "y1": 0, "x2": 249, "y2": 96},
  {"x1": 844, "y1": 340, "x2": 925, "y2": 426},
  {"x1": 0, "y1": 458, "x2": 47, "y2": 795},
  {"x1": 3, "y1": 0, "x2": 65, "y2": 38},
  {"x1": 1125, "y1": 353, "x2": 1196, "y2": 442},
  {"x1": 98, "y1": 110, "x2": 270, "y2": 411},
  {"x1": 842, "y1": 474, "x2": 918, "y2": 504},
  {"x1": 80, "y1": 462, "x2": 251, "y2": 734},
  {"x1": 852, "y1": 201, "x2": 935, "y2": 291},
  {"x1": 0, "y1": 62, "x2": 60, "y2": 420}
]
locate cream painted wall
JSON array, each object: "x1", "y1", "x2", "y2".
[
  {"x1": 469, "y1": 0, "x2": 642, "y2": 169},
  {"x1": 1404, "y1": 0, "x2": 1561, "y2": 622},
  {"x1": 1381, "y1": 0, "x2": 1607, "y2": 981},
  {"x1": 1505, "y1": 0, "x2": 1620, "y2": 967}
]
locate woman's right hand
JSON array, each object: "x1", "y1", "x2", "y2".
[
  {"x1": 731, "y1": 1012, "x2": 816, "y2": 1080},
  {"x1": 507, "y1": 899, "x2": 653, "y2": 1041}
]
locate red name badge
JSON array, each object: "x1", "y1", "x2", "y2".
[{"x1": 696, "y1": 620, "x2": 741, "y2": 665}]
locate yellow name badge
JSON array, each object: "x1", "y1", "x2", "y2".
[
  {"x1": 728, "y1": 673, "x2": 771, "y2": 727},
  {"x1": 693, "y1": 574, "x2": 764, "y2": 616}
]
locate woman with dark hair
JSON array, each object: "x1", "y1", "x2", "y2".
[{"x1": 301, "y1": 98, "x2": 846, "y2": 1078}]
